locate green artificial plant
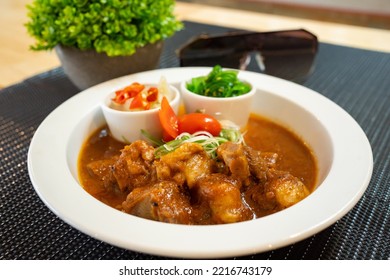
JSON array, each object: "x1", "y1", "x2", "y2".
[{"x1": 25, "y1": 0, "x2": 183, "y2": 56}]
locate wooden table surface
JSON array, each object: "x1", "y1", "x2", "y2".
[{"x1": 1, "y1": 0, "x2": 389, "y2": 88}]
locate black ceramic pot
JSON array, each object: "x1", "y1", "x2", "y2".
[{"x1": 55, "y1": 42, "x2": 163, "y2": 90}]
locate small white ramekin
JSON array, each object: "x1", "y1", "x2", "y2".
[
  {"x1": 180, "y1": 77, "x2": 255, "y2": 129},
  {"x1": 101, "y1": 84, "x2": 180, "y2": 143}
]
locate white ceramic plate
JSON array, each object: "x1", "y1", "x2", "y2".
[{"x1": 28, "y1": 68, "x2": 373, "y2": 258}]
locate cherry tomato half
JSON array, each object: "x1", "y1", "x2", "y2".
[{"x1": 178, "y1": 113, "x2": 222, "y2": 136}]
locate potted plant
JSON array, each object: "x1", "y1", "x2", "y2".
[{"x1": 25, "y1": 0, "x2": 183, "y2": 90}]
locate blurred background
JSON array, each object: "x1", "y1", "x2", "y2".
[
  {"x1": 1, "y1": 0, "x2": 389, "y2": 88},
  {"x1": 181, "y1": 0, "x2": 390, "y2": 28}
]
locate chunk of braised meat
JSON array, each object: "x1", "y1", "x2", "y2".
[
  {"x1": 193, "y1": 174, "x2": 253, "y2": 224},
  {"x1": 86, "y1": 158, "x2": 118, "y2": 188},
  {"x1": 216, "y1": 142, "x2": 251, "y2": 186},
  {"x1": 267, "y1": 171, "x2": 309, "y2": 208},
  {"x1": 122, "y1": 181, "x2": 193, "y2": 224},
  {"x1": 243, "y1": 145, "x2": 278, "y2": 183},
  {"x1": 155, "y1": 142, "x2": 214, "y2": 188},
  {"x1": 112, "y1": 140, "x2": 155, "y2": 192},
  {"x1": 245, "y1": 170, "x2": 310, "y2": 214}
]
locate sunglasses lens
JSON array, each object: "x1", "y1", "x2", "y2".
[
  {"x1": 180, "y1": 52, "x2": 244, "y2": 69},
  {"x1": 261, "y1": 52, "x2": 316, "y2": 82}
]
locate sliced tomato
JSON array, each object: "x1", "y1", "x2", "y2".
[
  {"x1": 178, "y1": 113, "x2": 222, "y2": 136},
  {"x1": 159, "y1": 96, "x2": 179, "y2": 141},
  {"x1": 123, "y1": 82, "x2": 145, "y2": 98},
  {"x1": 113, "y1": 82, "x2": 145, "y2": 104},
  {"x1": 130, "y1": 93, "x2": 149, "y2": 110},
  {"x1": 112, "y1": 90, "x2": 129, "y2": 104},
  {"x1": 146, "y1": 87, "x2": 158, "y2": 102}
]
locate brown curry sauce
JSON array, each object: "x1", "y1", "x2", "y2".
[{"x1": 78, "y1": 113, "x2": 317, "y2": 221}]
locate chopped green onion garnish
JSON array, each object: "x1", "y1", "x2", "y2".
[
  {"x1": 149, "y1": 127, "x2": 244, "y2": 158},
  {"x1": 141, "y1": 129, "x2": 165, "y2": 147},
  {"x1": 186, "y1": 65, "x2": 251, "y2": 98}
]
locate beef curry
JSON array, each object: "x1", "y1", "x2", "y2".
[{"x1": 78, "y1": 113, "x2": 317, "y2": 225}]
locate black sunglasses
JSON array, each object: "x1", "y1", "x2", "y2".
[{"x1": 177, "y1": 29, "x2": 318, "y2": 82}]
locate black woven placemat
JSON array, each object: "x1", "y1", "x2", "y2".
[{"x1": 1, "y1": 21, "x2": 389, "y2": 260}]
